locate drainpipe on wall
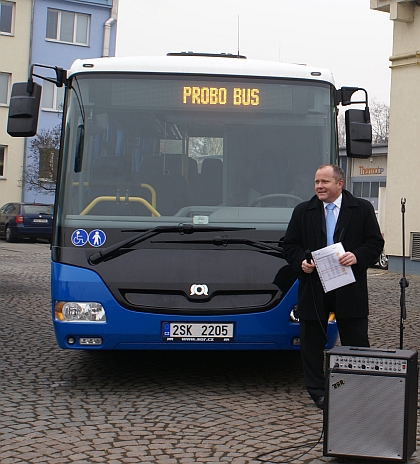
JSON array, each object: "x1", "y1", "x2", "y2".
[{"x1": 102, "y1": 0, "x2": 119, "y2": 58}]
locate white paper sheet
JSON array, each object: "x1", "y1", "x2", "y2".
[{"x1": 311, "y1": 242, "x2": 355, "y2": 293}]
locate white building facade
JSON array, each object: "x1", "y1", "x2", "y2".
[{"x1": 371, "y1": 0, "x2": 420, "y2": 275}]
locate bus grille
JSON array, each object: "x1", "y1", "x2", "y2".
[{"x1": 121, "y1": 290, "x2": 279, "y2": 315}]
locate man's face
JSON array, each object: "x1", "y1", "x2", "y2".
[{"x1": 314, "y1": 167, "x2": 344, "y2": 203}]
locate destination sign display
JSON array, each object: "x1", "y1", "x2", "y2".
[
  {"x1": 182, "y1": 86, "x2": 260, "y2": 106},
  {"x1": 101, "y1": 76, "x2": 330, "y2": 113}
]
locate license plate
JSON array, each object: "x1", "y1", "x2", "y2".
[
  {"x1": 33, "y1": 219, "x2": 48, "y2": 223},
  {"x1": 162, "y1": 322, "x2": 234, "y2": 342}
]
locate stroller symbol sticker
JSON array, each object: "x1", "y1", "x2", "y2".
[{"x1": 89, "y1": 229, "x2": 106, "y2": 247}]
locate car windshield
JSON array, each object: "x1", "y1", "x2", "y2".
[
  {"x1": 23, "y1": 205, "x2": 53, "y2": 215},
  {"x1": 57, "y1": 73, "x2": 337, "y2": 232}
]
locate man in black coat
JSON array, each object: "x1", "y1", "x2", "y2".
[{"x1": 282, "y1": 164, "x2": 384, "y2": 409}]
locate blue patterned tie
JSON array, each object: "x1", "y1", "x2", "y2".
[{"x1": 326, "y1": 203, "x2": 336, "y2": 246}]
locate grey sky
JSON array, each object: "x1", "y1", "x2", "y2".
[{"x1": 116, "y1": 0, "x2": 393, "y2": 104}]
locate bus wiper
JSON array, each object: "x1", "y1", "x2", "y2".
[
  {"x1": 152, "y1": 235, "x2": 284, "y2": 257},
  {"x1": 88, "y1": 224, "x2": 254, "y2": 265}
]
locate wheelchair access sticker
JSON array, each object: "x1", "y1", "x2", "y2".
[
  {"x1": 71, "y1": 229, "x2": 88, "y2": 246},
  {"x1": 71, "y1": 229, "x2": 106, "y2": 247}
]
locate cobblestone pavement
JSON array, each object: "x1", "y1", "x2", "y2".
[{"x1": 1, "y1": 241, "x2": 419, "y2": 464}]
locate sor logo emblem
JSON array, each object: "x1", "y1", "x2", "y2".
[{"x1": 190, "y1": 284, "x2": 209, "y2": 296}]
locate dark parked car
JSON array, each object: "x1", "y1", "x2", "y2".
[{"x1": 0, "y1": 202, "x2": 53, "y2": 242}]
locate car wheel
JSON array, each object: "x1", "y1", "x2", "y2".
[
  {"x1": 5, "y1": 225, "x2": 16, "y2": 243},
  {"x1": 378, "y1": 252, "x2": 388, "y2": 270}
]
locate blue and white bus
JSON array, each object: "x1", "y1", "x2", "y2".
[{"x1": 8, "y1": 52, "x2": 372, "y2": 350}]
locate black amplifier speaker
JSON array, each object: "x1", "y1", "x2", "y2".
[{"x1": 323, "y1": 346, "x2": 418, "y2": 462}]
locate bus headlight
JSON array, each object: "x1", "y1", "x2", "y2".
[{"x1": 55, "y1": 302, "x2": 106, "y2": 322}]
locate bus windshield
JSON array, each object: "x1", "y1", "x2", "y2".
[{"x1": 57, "y1": 73, "x2": 337, "y2": 233}]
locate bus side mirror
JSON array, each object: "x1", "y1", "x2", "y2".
[
  {"x1": 7, "y1": 82, "x2": 42, "y2": 137},
  {"x1": 345, "y1": 108, "x2": 372, "y2": 158}
]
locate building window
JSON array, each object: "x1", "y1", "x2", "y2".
[
  {"x1": 0, "y1": 1, "x2": 13, "y2": 34},
  {"x1": 352, "y1": 180, "x2": 386, "y2": 212},
  {"x1": 46, "y1": 8, "x2": 89, "y2": 46},
  {"x1": 0, "y1": 146, "x2": 5, "y2": 177},
  {"x1": 42, "y1": 80, "x2": 65, "y2": 111},
  {"x1": 0, "y1": 72, "x2": 10, "y2": 105},
  {"x1": 353, "y1": 181, "x2": 386, "y2": 198}
]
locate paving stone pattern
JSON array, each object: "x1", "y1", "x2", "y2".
[{"x1": 1, "y1": 241, "x2": 419, "y2": 464}]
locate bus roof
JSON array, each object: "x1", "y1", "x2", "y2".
[{"x1": 67, "y1": 54, "x2": 335, "y2": 85}]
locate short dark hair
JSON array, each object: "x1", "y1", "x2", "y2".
[{"x1": 317, "y1": 164, "x2": 345, "y2": 183}]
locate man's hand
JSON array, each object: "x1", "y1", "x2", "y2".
[
  {"x1": 339, "y1": 251, "x2": 357, "y2": 267},
  {"x1": 301, "y1": 259, "x2": 315, "y2": 274}
]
